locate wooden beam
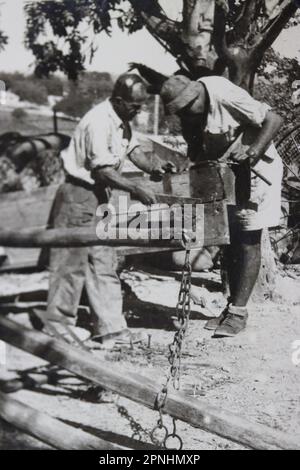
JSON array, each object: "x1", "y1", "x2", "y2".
[
  {"x1": 0, "y1": 227, "x2": 183, "y2": 248},
  {"x1": 0, "y1": 390, "x2": 126, "y2": 450},
  {"x1": 0, "y1": 162, "x2": 233, "y2": 269},
  {"x1": 0, "y1": 316, "x2": 298, "y2": 450},
  {"x1": 0, "y1": 224, "x2": 228, "y2": 249}
]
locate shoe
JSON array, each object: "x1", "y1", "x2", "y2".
[
  {"x1": 30, "y1": 309, "x2": 91, "y2": 348},
  {"x1": 214, "y1": 305, "x2": 248, "y2": 338},
  {"x1": 47, "y1": 322, "x2": 91, "y2": 344},
  {"x1": 91, "y1": 329, "x2": 145, "y2": 350},
  {"x1": 204, "y1": 310, "x2": 227, "y2": 330}
]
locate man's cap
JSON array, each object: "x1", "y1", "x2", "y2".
[{"x1": 160, "y1": 75, "x2": 200, "y2": 115}]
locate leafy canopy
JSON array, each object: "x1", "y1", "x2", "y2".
[{"x1": 24, "y1": 0, "x2": 300, "y2": 80}]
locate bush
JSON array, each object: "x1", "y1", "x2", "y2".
[
  {"x1": 256, "y1": 48, "x2": 300, "y2": 129},
  {"x1": 55, "y1": 93, "x2": 97, "y2": 118},
  {"x1": 55, "y1": 71, "x2": 114, "y2": 117},
  {"x1": 0, "y1": 71, "x2": 66, "y2": 105},
  {"x1": 11, "y1": 80, "x2": 48, "y2": 105},
  {"x1": 12, "y1": 108, "x2": 28, "y2": 120},
  {"x1": 0, "y1": 71, "x2": 24, "y2": 90},
  {"x1": 0, "y1": 71, "x2": 65, "y2": 98},
  {"x1": 40, "y1": 76, "x2": 64, "y2": 96}
]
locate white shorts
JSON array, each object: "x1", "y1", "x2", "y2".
[{"x1": 234, "y1": 153, "x2": 283, "y2": 231}]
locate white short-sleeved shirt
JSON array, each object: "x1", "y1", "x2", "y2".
[
  {"x1": 198, "y1": 76, "x2": 283, "y2": 231},
  {"x1": 61, "y1": 99, "x2": 139, "y2": 185},
  {"x1": 199, "y1": 76, "x2": 278, "y2": 161}
]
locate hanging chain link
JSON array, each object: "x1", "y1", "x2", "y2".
[
  {"x1": 116, "y1": 400, "x2": 152, "y2": 442},
  {"x1": 151, "y1": 239, "x2": 193, "y2": 450},
  {"x1": 113, "y1": 231, "x2": 193, "y2": 449}
]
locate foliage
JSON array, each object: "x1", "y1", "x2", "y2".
[
  {"x1": 0, "y1": 71, "x2": 25, "y2": 90},
  {"x1": 23, "y1": 1, "x2": 299, "y2": 84},
  {"x1": 0, "y1": 2, "x2": 8, "y2": 53},
  {"x1": 55, "y1": 71, "x2": 114, "y2": 117},
  {"x1": 0, "y1": 72, "x2": 65, "y2": 105},
  {"x1": 255, "y1": 48, "x2": 300, "y2": 125},
  {"x1": 10, "y1": 79, "x2": 49, "y2": 105},
  {"x1": 41, "y1": 76, "x2": 65, "y2": 96},
  {"x1": 0, "y1": 31, "x2": 8, "y2": 51},
  {"x1": 24, "y1": 0, "x2": 124, "y2": 79},
  {"x1": 12, "y1": 108, "x2": 28, "y2": 121}
]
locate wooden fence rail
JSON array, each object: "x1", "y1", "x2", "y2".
[
  {"x1": 0, "y1": 390, "x2": 126, "y2": 450},
  {"x1": 0, "y1": 226, "x2": 227, "y2": 249},
  {"x1": 0, "y1": 316, "x2": 299, "y2": 450}
]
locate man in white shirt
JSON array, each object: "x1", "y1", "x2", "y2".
[
  {"x1": 160, "y1": 74, "x2": 283, "y2": 338},
  {"x1": 46, "y1": 73, "x2": 169, "y2": 348}
]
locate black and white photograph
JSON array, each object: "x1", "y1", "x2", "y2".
[{"x1": 0, "y1": 0, "x2": 300, "y2": 454}]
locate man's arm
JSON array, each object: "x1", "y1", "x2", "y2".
[
  {"x1": 129, "y1": 146, "x2": 177, "y2": 179},
  {"x1": 246, "y1": 111, "x2": 282, "y2": 166},
  {"x1": 92, "y1": 166, "x2": 157, "y2": 205}
]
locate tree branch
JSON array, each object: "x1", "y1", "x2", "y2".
[
  {"x1": 182, "y1": 0, "x2": 214, "y2": 35},
  {"x1": 213, "y1": 1, "x2": 231, "y2": 60},
  {"x1": 233, "y1": 0, "x2": 261, "y2": 43},
  {"x1": 127, "y1": 0, "x2": 183, "y2": 58},
  {"x1": 254, "y1": 0, "x2": 298, "y2": 56}
]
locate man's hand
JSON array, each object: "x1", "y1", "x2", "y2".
[
  {"x1": 233, "y1": 111, "x2": 282, "y2": 165},
  {"x1": 129, "y1": 147, "x2": 184, "y2": 180},
  {"x1": 230, "y1": 111, "x2": 282, "y2": 167},
  {"x1": 93, "y1": 166, "x2": 157, "y2": 204},
  {"x1": 150, "y1": 160, "x2": 177, "y2": 181},
  {"x1": 232, "y1": 147, "x2": 260, "y2": 165},
  {"x1": 247, "y1": 148, "x2": 261, "y2": 167},
  {"x1": 131, "y1": 185, "x2": 157, "y2": 205}
]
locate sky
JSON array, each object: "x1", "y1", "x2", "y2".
[
  {"x1": 0, "y1": 0, "x2": 299, "y2": 76},
  {"x1": 0, "y1": 0, "x2": 181, "y2": 75}
]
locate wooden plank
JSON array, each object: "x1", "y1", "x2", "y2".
[
  {"x1": 0, "y1": 163, "x2": 233, "y2": 269},
  {"x1": 0, "y1": 390, "x2": 125, "y2": 450},
  {"x1": 0, "y1": 219, "x2": 228, "y2": 249},
  {"x1": 148, "y1": 136, "x2": 187, "y2": 168},
  {"x1": 0, "y1": 185, "x2": 58, "y2": 269},
  {"x1": 0, "y1": 260, "x2": 43, "y2": 273},
  {"x1": 204, "y1": 201, "x2": 230, "y2": 245},
  {"x1": 0, "y1": 316, "x2": 299, "y2": 451},
  {"x1": 126, "y1": 164, "x2": 234, "y2": 203}
]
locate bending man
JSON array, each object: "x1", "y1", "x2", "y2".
[{"x1": 160, "y1": 74, "x2": 283, "y2": 337}]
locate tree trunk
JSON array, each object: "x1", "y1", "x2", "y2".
[{"x1": 251, "y1": 228, "x2": 277, "y2": 303}]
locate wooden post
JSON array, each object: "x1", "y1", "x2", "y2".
[
  {"x1": 153, "y1": 95, "x2": 160, "y2": 135},
  {"x1": 0, "y1": 390, "x2": 126, "y2": 450},
  {"x1": 53, "y1": 108, "x2": 58, "y2": 134},
  {"x1": 0, "y1": 316, "x2": 299, "y2": 450}
]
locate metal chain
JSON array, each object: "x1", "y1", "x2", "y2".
[
  {"x1": 116, "y1": 401, "x2": 152, "y2": 443},
  {"x1": 151, "y1": 241, "x2": 192, "y2": 450}
]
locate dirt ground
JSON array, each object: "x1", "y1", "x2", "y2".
[{"x1": 0, "y1": 264, "x2": 300, "y2": 450}]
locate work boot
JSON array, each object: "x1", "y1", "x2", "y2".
[
  {"x1": 214, "y1": 305, "x2": 248, "y2": 338},
  {"x1": 204, "y1": 309, "x2": 227, "y2": 331}
]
